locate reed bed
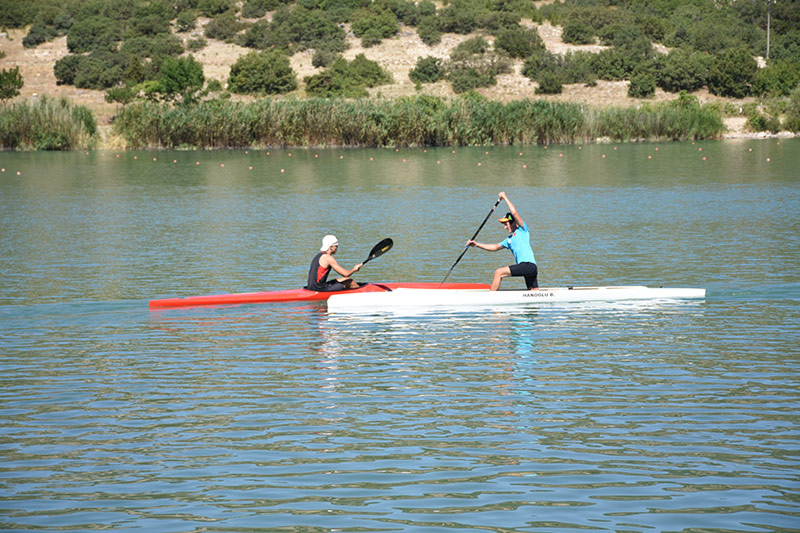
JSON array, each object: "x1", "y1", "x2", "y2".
[
  {"x1": 0, "y1": 96, "x2": 97, "y2": 150},
  {"x1": 112, "y1": 96, "x2": 725, "y2": 149}
]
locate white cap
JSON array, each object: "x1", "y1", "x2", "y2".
[{"x1": 320, "y1": 234, "x2": 338, "y2": 252}]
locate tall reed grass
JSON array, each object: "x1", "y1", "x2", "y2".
[
  {"x1": 112, "y1": 96, "x2": 724, "y2": 149},
  {"x1": 0, "y1": 96, "x2": 97, "y2": 150}
]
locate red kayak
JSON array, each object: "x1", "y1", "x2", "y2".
[{"x1": 149, "y1": 282, "x2": 490, "y2": 309}]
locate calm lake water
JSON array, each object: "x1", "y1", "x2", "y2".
[{"x1": 1, "y1": 140, "x2": 799, "y2": 532}]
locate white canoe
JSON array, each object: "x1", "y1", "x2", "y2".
[{"x1": 327, "y1": 285, "x2": 706, "y2": 313}]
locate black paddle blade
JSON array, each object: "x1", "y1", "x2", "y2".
[{"x1": 364, "y1": 238, "x2": 393, "y2": 264}]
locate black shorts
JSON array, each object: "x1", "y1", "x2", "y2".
[
  {"x1": 317, "y1": 279, "x2": 348, "y2": 292},
  {"x1": 509, "y1": 262, "x2": 538, "y2": 289}
]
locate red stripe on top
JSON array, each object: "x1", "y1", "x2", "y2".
[{"x1": 317, "y1": 264, "x2": 330, "y2": 283}]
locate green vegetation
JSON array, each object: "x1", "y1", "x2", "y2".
[
  {"x1": 409, "y1": 56, "x2": 445, "y2": 85},
  {"x1": 304, "y1": 55, "x2": 392, "y2": 98},
  {"x1": 2, "y1": 0, "x2": 799, "y2": 148},
  {"x1": 0, "y1": 96, "x2": 96, "y2": 150},
  {"x1": 786, "y1": 86, "x2": 800, "y2": 132},
  {"x1": 111, "y1": 95, "x2": 725, "y2": 149},
  {"x1": 0, "y1": 67, "x2": 24, "y2": 102},
  {"x1": 228, "y1": 51, "x2": 297, "y2": 95},
  {"x1": 6, "y1": 0, "x2": 798, "y2": 100}
]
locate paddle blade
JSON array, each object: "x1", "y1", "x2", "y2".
[{"x1": 364, "y1": 238, "x2": 393, "y2": 264}]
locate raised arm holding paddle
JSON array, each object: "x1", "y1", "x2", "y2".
[{"x1": 467, "y1": 192, "x2": 539, "y2": 291}]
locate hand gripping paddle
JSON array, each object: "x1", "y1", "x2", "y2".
[{"x1": 363, "y1": 238, "x2": 393, "y2": 265}]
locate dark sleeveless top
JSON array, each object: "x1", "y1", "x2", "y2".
[{"x1": 306, "y1": 252, "x2": 331, "y2": 291}]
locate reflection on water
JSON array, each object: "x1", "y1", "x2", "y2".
[{"x1": 1, "y1": 141, "x2": 799, "y2": 531}]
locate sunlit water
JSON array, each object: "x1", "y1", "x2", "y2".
[{"x1": 1, "y1": 140, "x2": 799, "y2": 531}]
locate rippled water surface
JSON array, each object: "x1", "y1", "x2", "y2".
[{"x1": 1, "y1": 141, "x2": 799, "y2": 531}]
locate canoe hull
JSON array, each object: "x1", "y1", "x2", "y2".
[
  {"x1": 327, "y1": 286, "x2": 706, "y2": 312},
  {"x1": 149, "y1": 282, "x2": 490, "y2": 309}
]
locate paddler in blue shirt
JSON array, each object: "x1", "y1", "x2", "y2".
[
  {"x1": 467, "y1": 192, "x2": 539, "y2": 291},
  {"x1": 306, "y1": 234, "x2": 363, "y2": 292}
]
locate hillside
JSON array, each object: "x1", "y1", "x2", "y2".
[{"x1": 0, "y1": 19, "x2": 768, "y2": 143}]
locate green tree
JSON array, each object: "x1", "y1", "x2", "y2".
[
  {"x1": 0, "y1": 66, "x2": 24, "y2": 102},
  {"x1": 417, "y1": 15, "x2": 441, "y2": 46},
  {"x1": 752, "y1": 60, "x2": 800, "y2": 97},
  {"x1": 228, "y1": 50, "x2": 297, "y2": 94},
  {"x1": 409, "y1": 56, "x2": 445, "y2": 84},
  {"x1": 535, "y1": 71, "x2": 562, "y2": 94},
  {"x1": 67, "y1": 15, "x2": 120, "y2": 53},
  {"x1": 304, "y1": 54, "x2": 392, "y2": 97},
  {"x1": 159, "y1": 56, "x2": 205, "y2": 102},
  {"x1": 351, "y1": 8, "x2": 398, "y2": 47},
  {"x1": 562, "y1": 20, "x2": 594, "y2": 45},
  {"x1": 495, "y1": 26, "x2": 544, "y2": 59},
  {"x1": 707, "y1": 47, "x2": 758, "y2": 98},
  {"x1": 198, "y1": 0, "x2": 235, "y2": 17},
  {"x1": 628, "y1": 70, "x2": 655, "y2": 98},
  {"x1": 205, "y1": 12, "x2": 247, "y2": 42},
  {"x1": 656, "y1": 48, "x2": 709, "y2": 93},
  {"x1": 268, "y1": 6, "x2": 347, "y2": 52}
]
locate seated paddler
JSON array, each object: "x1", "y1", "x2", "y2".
[{"x1": 306, "y1": 235, "x2": 363, "y2": 292}]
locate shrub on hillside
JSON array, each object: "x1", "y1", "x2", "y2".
[
  {"x1": 752, "y1": 60, "x2": 800, "y2": 97},
  {"x1": 22, "y1": 7, "x2": 72, "y2": 48},
  {"x1": 67, "y1": 15, "x2": 121, "y2": 53},
  {"x1": 54, "y1": 54, "x2": 83, "y2": 86},
  {"x1": 176, "y1": 10, "x2": 198, "y2": 32},
  {"x1": 126, "y1": 13, "x2": 171, "y2": 38},
  {"x1": 23, "y1": 23, "x2": 51, "y2": 48},
  {"x1": 238, "y1": 19, "x2": 271, "y2": 49},
  {"x1": 476, "y1": 10, "x2": 520, "y2": 32},
  {"x1": 198, "y1": 0, "x2": 235, "y2": 17},
  {"x1": 54, "y1": 51, "x2": 127, "y2": 89},
  {"x1": 312, "y1": 49, "x2": 339, "y2": 68},
  {"x1": 120, "y1": 35, "x2": 184, "y2": 59},
  {"x1": 351, "y1": 8, "x2": 399, "y2": 47},
  {"x1": 417, "y1": 0, "x2": 436, "y2": 18},
  {"x1": 535, "y1": 71, "x2": 562, "y2": 94},
  {"x1": 449, "y1": 67, "x2": 495, "y2": 94},
  {"x1": 304, "y1": 54, "x2": 393, "y2": 97},
  {"x1": 446, "y1": 37, "x2": 510, "y2": 94},
  {"x1": 159, "y1": 56, "x2": 205, "y2": 102},
  {"x1": 0, "y1": 67, "x2": 24, "y2": 101},
  {"x1": 562, "y1": 21, "x2": 594, "y2": 45},
  {"x1": 495, "y1": 26, "x2": 544, "y2": 59},
  {"x1": 205, "y1": 12, "x2": 248, "y2": 42},
  {"x1": 269, "y1": 6, "x2": 347, "y2": 52},
  {"x1": 228, "y1": 51, "x2": 297, "y2": 94},
  {"x1": 241, "y1": 0, "x2": 286, "y2": 19},
  {"x1": 409, "y1": 56, "x2": 445, "y2": 84},
  {"x1": 417, "y1": 15, "x2": 442, "y2": 46},
  {"x1": 437, "y1": 3, "x2": 479, "y2": 34},
  {"x1": 656, "y1": 48, "x2": 710, "y2": 93},
  {"x1": 707, "y1": 47, "x2": 757, "y2": 98},
  {"x1": 628, "y1": 70, "x2": 655, "y2": 98},
  {"x1": 340, "y1": 54, "x2": 394, "y2": 88},
  {"x1": 451, "y1": 36, "x2": 490, "y2": 58},
  {"x1": 523, "y1": 49, "x2": 595, "y2": 87}
]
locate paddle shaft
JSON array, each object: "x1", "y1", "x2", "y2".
[{"x1": 440, "y1": 198, "x2": 502, "y2": 285}]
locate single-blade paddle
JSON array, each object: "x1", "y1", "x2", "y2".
[{"x1": 440, "y1": 198, "x2": 502, "y2": 286}]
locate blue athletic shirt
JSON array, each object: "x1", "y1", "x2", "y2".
[{"x1": 500, "y1": 222, "x2": 536, "y2": 264}]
